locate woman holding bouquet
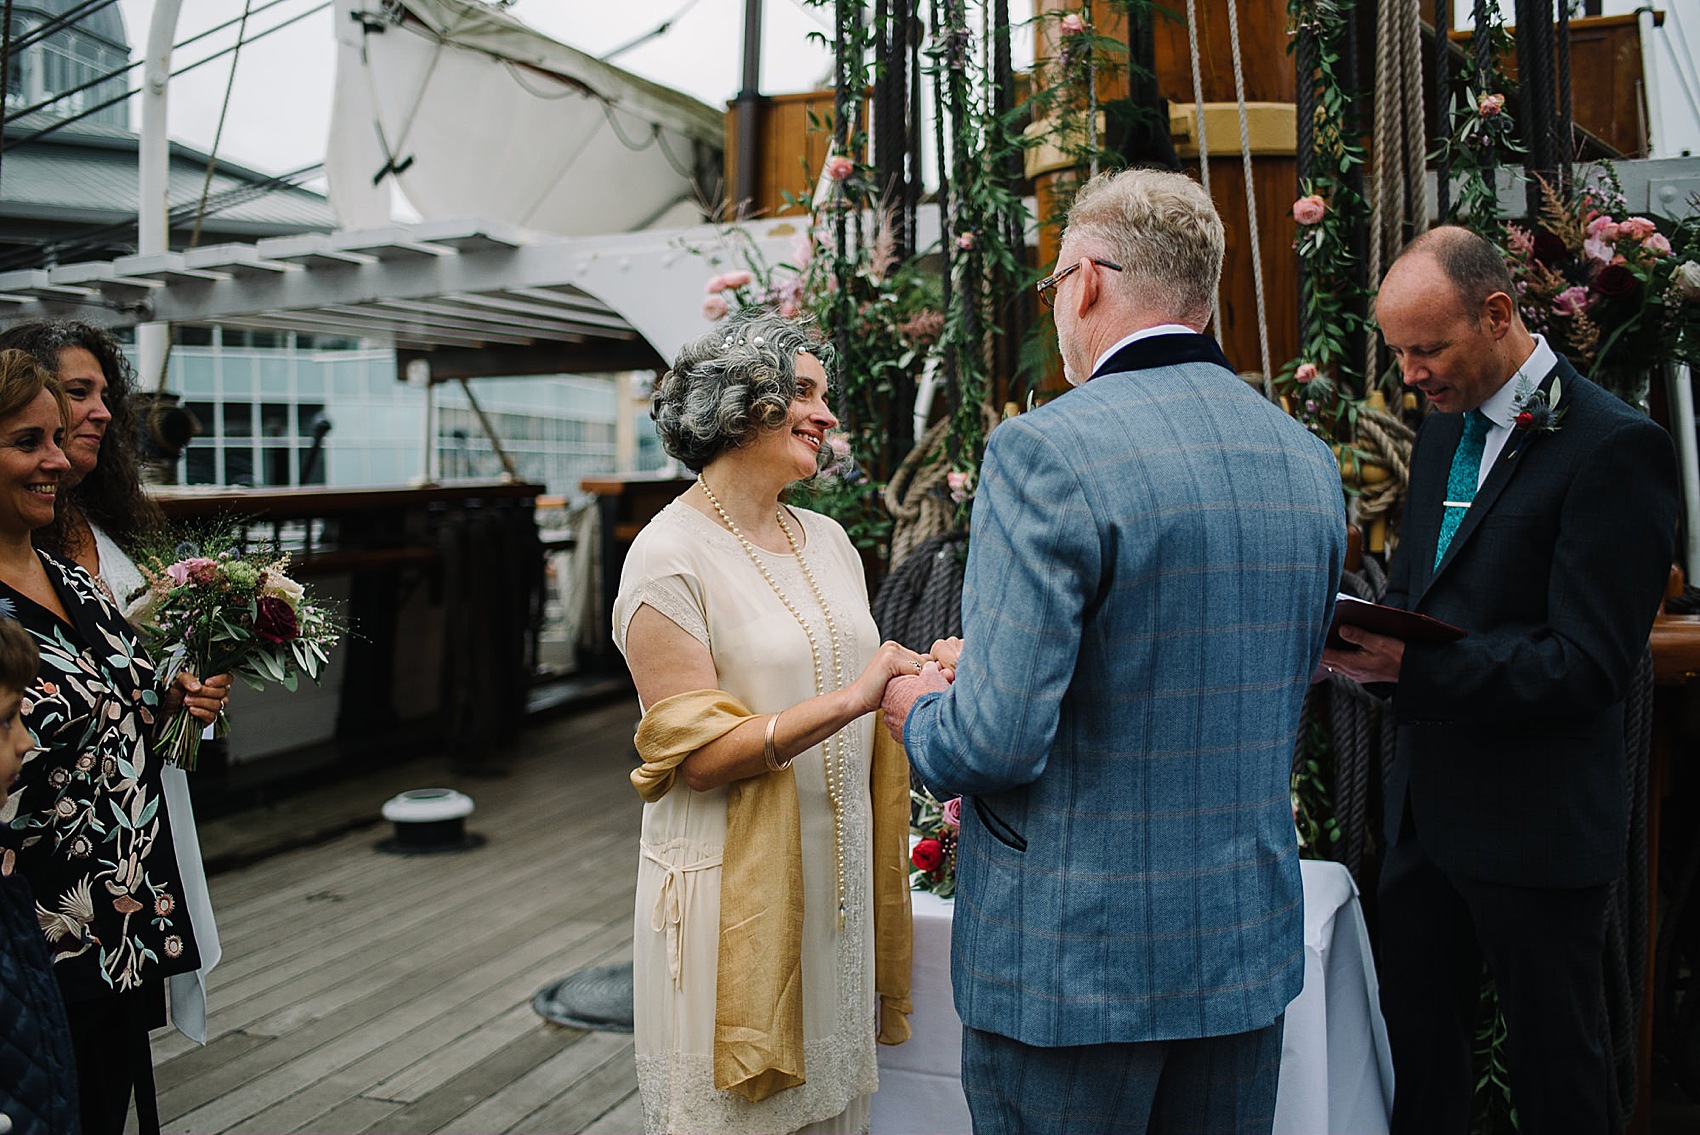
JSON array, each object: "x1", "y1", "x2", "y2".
[
  {"x1": 617, "y1": 309, "x2": 918, "y2": 1134},
  {"x1": 0, "y1": 317, "x2": 224, "y2": 1054},
  {"x1": 0, "y1": 350, "x2": 229, "y2": 1135}
]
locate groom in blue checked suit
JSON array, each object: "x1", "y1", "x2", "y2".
[{"x1": 881, "y1": 169, "x2": 1346, "y2": 1133}]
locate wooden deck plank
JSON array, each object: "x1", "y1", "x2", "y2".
[
  {"x1": 583, "y1": 1087, "x2": 646, "y2": 1135},
  {"x1": 437, "y1": 1030, "x2": 634, "y2": 1135},
  {"x1": 506, "y1": 1040, "x2": 640, "y2": 1135},
  {"x1": 151, "y1": 700, "x2": 650, "y2": 1135},
  {"x1": 358, "y1": 1026, "x2": 596, "y2": 1135},
  {"x1": 159, "y1": 902, "x2": 632, "y2": 1129},
  {"x1": 153, "y1": 776, "x2": 637, "y2": 1063}
]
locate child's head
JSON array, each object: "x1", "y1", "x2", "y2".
[{"x1": 0, "y1": 618, "x2": 39, "y2": 808}]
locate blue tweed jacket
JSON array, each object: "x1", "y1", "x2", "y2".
[{"x1": 904, "y1": 332, "x2": 1345, "y2": 1047}]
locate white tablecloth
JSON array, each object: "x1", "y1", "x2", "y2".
[{"x1": 872, "y1": 859, "x2": 1394, "y2": 1134}]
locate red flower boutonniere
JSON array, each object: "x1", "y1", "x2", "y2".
[{"x1": 1505, "y1": 376, "x2": 1564, "y2": 461}]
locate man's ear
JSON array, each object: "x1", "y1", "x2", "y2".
[
  {"x1": 1073, "y1": 259, "x2": 1103, "y2": 319},
  {"x1": 1480, "y1": 291, "x2": 1516, "y2": 339}
]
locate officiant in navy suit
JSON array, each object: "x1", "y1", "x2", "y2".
[
  {"x1": 881, "y1": 168, "x2": 1345, "y2": 1134},
  {"x1": 1322, "y1": 225, "x2": 1679, "y2": 1135}
]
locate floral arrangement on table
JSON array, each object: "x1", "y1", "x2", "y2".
[
  {"x1": 1504, "y1": 167, "x2": 1700, "y2": 409},
  {"x1": 910, "y1": 787, "x2": 960, "y2": 898},
  {"x1": 129, "y1": 526, "x2": 342, "y2": 770}
]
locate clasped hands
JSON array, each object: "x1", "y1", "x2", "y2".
[{"x1": 878, "y1": 636, "x2": 962, "y2": 744}]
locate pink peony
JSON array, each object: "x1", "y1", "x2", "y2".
[
  {"x1": 1477, "y1": 93, "x2": 1505, "y2": 117},
  {"x1": 701, "y1": 294, "x2": 730, "y2": 321},
  {"x1": 824, "y1": 155, "x2": 855, "y2": 181},
  {"x1": 940, "y1": 796, "x2": 962, "y2": 828},
  {"x1": 1060, "y1": 12, "x2": 1086, "y2": 33},
  {"x1": 165, "y1": 557, "x2": 217, "y2": 587},
  {"x1": 1294, "y1": 362, "x2": 1318, "y2": 383},
  {"x1": 1583, "y1": 237, "x2": 1614, "y2": 265},
  {"x1": 1585, "y1": 215, "x2": 1620, "y2": 242},
  {"x1": 1619, "y1": 216, "x2": 1659, "y2": 241},
  {"x1": 1552, "y1": 285, "x2": 1591, "y2": 316},
  {"x1": 1643, "y1": 233, "x2": 1672, "y2": 257},
  {"x1": 1293, "y1": 194, "x2": 1327, "y2": 225}
]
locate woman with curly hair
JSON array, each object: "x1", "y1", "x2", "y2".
[
  {"x1": 617, "y1": 308, "x2": 918, "y2": 1134},
  {"x1": 0, "y1": 319, "x2": 159, "y2": 604},
  {"x1": 0, "y1": 321, "x2": 224, "y2": 1113}
]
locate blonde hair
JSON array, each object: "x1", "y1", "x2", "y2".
[
  {"x1": 0, "y1": 348, "x2": 66, "y2": 426},
  {"x1": 1062, "y1": 168, "x2": 1225, "y2": 325}
]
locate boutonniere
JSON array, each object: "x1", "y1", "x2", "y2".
[{"x1": 1505, "y1": 376, "x2": 1564, "y2": 460}]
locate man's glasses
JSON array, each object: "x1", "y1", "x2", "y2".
[{"x1": 1035, "y1": 258, "x2": 1124, "y2": 308}]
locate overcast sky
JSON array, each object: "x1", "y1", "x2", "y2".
[{"x1": 113, "y1": 0, "x2": 1698, "y2": 183}]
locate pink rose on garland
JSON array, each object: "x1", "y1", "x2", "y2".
[
  {"x1": 1060, "y1": 12, "x2": 1086, "y2": 33},
  {"x1": 1477, "y1": 93, "x2": 1505, "y2": 117},
  {"x1": 1294, "y1": 362, "x2": 1318, "y2": 383},
  {"x1": 940, "y1": 796, "x2": 962, "y2": 828},
  {"x1": 1619, "y1": 216, "x2": 1659, "y2": 241},
  {"x1": 1293, "y1": 195, "x2": 1327, "y2": 225},
  {"x1": 254, "y1": 597, "x2": 300, "y2": 644},
  {"x1": 824, "y1": 155, "x2": 855, "y2": 181},
  {"x1": 911, "y1": 838, "x2": 945, "y2": 872}
]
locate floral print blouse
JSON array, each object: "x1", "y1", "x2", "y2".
[{"x1": 0, "y1": 551, "x2": 200, "y2": 1004}]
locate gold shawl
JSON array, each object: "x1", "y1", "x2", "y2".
[{"x1": 631, "y1": 688, "x2": 913, "y2": 1102}]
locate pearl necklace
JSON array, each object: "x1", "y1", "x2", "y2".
[{"x1": 698, "y1": 473, "x2": 851, "y2": 927}]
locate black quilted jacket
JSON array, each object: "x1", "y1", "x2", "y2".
[{"x1": 0, "y1": 851, "x2": 80, "y2": 1135}]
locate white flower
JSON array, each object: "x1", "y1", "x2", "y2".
[
  {"x1": 1675, "y1": 261, "x2": 1700, "y2": 302},
  {"x1": 262, "y1": 572, "x2": 306, "y2": 608}
]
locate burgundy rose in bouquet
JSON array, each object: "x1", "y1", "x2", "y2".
[
  {"x1": 909, "y1": 788, "x2": 961, "y2": 897},
  {"x1": 130, "y1": 525, "x2": 341, "y2": 770}
]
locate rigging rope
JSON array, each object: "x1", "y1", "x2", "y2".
[
  {"x1": 1182, "y1": 0, "x2": 1222, "y2": 345},
  {"x1": 1222, "y1": 0, "x2": 1273, "y2": 392},
  {"x1": 189, "y1": 0, "x2": 256, "y2": 251},
  {"x1": 1367, "y1": 0, "x2": 1429, "y2": 382}
]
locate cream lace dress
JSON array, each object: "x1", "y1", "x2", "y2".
[{"x1": 614, "y1": 498, "x2": 880, "y2": 1135}]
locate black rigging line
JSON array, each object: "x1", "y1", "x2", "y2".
[
  {"x1": 1, "y1": 1, "x2": 331, "y2": 153},
  {"x1": 5, "y1": 0, "x2": 311, "y2": 126}
]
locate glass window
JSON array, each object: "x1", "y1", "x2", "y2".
[
  {"x1": 224, "y1": 403, "x2": 252, "y2": 438},
  {"x1": 299, "y1": 447, "x2": 328, "y2": 486},
  {"x1": 297, "y1": 403, "x2": 326, "y2": 439},
  {"x1": 177, "y1": 325, "x2": 214, "y2": 347},
  {"x1": 260, "y1": 403, "x2": 290, "y2": 438},
  {"x1": 263, "y1": 446, "x2": 293, "y2": 487},
  {"x1": 223, "y1": 449, "x2": 254, "y2": 487},
  {"x1": 184, "y1": 448, "x2": 216, "y2": 485},
  {"x1": 185, "y1": 403, "x2": 215, "y2": 439}
]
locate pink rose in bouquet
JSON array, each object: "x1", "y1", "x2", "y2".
[{"x1": 940, "y1": 796, "x2": 962, "y2": 829}]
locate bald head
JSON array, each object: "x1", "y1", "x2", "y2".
[
  {"x1": 1376, "y1": 226, "x2": 1534, "y2": 414},
  {"x1": 1390, "y1": 226, "x2": 1518, "y2": 323}
]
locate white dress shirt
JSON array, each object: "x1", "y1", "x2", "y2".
[
  {"x1": 1092, "y1": 324, "x2": 1199, "y2": 376},
  {"x1": 1469, "y1": 334, "x2": 1558, "y2": 488}
]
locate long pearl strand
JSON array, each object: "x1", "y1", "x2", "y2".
[{"x1": 698, "y1": 474, "x2": 851, "y2": 927}]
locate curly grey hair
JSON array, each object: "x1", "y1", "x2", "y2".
[{"x1": 653, "y1": 308, "x2": 839, "y2": 474}]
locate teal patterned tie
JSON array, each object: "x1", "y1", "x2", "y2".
[{"x1": 1434, "y1": 410, "x2": 1493, "y2": 569}]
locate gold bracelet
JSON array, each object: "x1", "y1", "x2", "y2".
[{"x1": 763, "y1": 711, "x2": 792, "y2": 772}]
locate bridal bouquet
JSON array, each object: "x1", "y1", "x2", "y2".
[
  {"x1": 910, "y1": 787, "x2": 961, "y2": 897},
  {"x1": 129, "y1": 528, "x2": 341, "y2": 770}
]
